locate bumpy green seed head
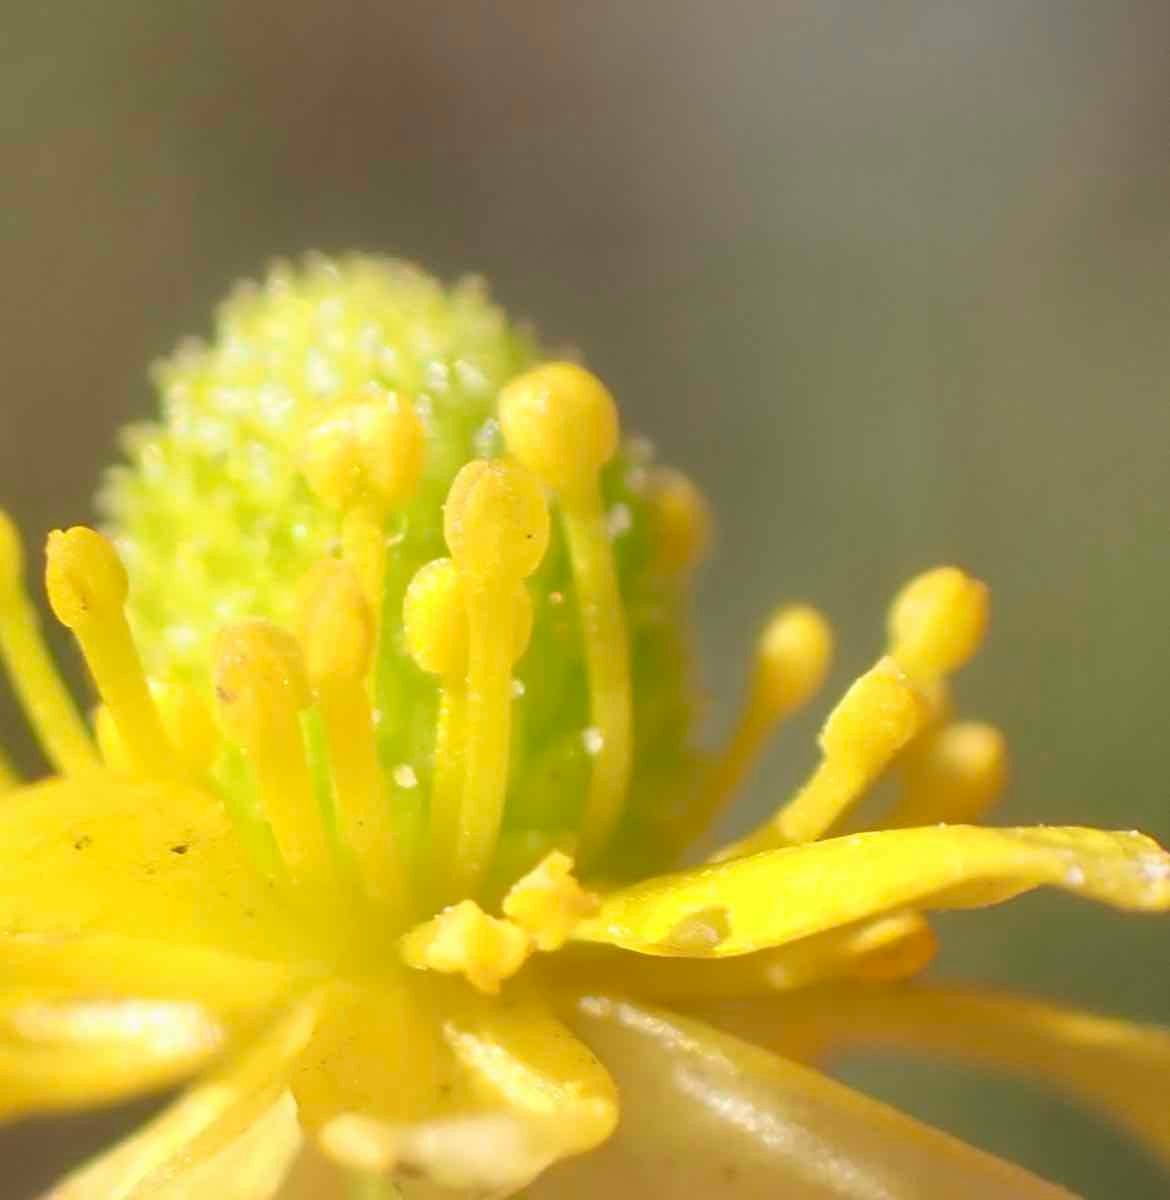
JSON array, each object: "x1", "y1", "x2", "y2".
[{"x1": 99, "y1": 254, "x2": 705, "y2": 875}]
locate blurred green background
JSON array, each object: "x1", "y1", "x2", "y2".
[{"x1": 2, "y1": 2, "x2": 1169, "y2": 1196}]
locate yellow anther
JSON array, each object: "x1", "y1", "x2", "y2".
[
  {"x1": 500, "y1": 364, "x2": 632, "y2": 865},
  {"x1": 439, "y1": 461, "x2": 549, "y2": 896},
  {"x1": 884, "y1": 721, "x2": 1009, "y2": 829},
  {"x1": 817, "y1": 657, "x2": 927, "y2": 777},
  {"x1": 755, "y1": 605, "x2": 835, "y2": 717},
  {"x1": 0, "y1": 510, "x2": 96, "y2": 774},
  {"x1": 888, "y1": 566, "x2": 989, "y2": 685},
  {"x1": 677, "y1": 605, "x2": 834, "y2": 849},
  {"x1": 297, "y1": 561, "x2": 404, "y2": 907},
  {"x1": 400, "y1": 901, "x2": 532, "y2": 995},
  {"x1": 404, "y1": 559, "x2": 467, "y2": 678},
  {"x1": 498, "y1": 362, "x2": 619, "y2": 494},
  {"x1": 213, "y1": 620, "x2": 331, "y2": 883},
  {"x1": 726, "y1": 657, "x2": 929, "y2": 856},
  {"x1": 300, "y1": 389, "x2": 425, "y2": 512},
  {"x1": 45, "y1": 527, "x2": 176, "y2": 777},
  {"x1": 44, "y1": 527, "x2": 128, "y2": 626},
  {"x1": 647, "y1": 466, "x2": 713, "y2": 574},
  {"x1": 443, "y1": 459, "x2": 550, "y2": 585},
  {"x1": 502, "y1": 851, "x2": 600, "y2": 952}
]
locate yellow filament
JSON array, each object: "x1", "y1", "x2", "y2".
[
  {"x1": 400, "y1": 900, "x2": 532, "y2": 994},
  {"x1": 95, "y1": 680, "x2": 219, "y2": 778},
  {"x1": 152, "y1": 681, "x2": 220, "y2": 775},
  {"x1": 340, "y1": 506, "x2": 388, "y2": 617},
  {"x1": 0, "y1": 512, "x2": 97, "y2": 774},
  {"x1": 44, "y1": 527, "x2": 176, "y2": 777},
  {"x1": 723, "y1": 657, "x2": 929, "y2": 857},
  {"x1": 213, "y1": 620, "x2": 332, "y2": 884},
  {"x1": 443, "y1": 459, "x2": 549, "y2": 895},
  {"x1": 93, "y1": 704, "x2": 130, "y2": 773},
  {"x1": 883, "y1": 721, "x2": 1008, "y2": 828},
  {"x1": 301, "y1": 390, "x2": 426, "y2": 662},
  {"x1": 678, "y1": 605, "x2": 833, "y2": 848},
  {"x1": 0, "y1": 746, "x2": 18, "y2": 793},
  {"x1": 499, "y1": 362, "x2": 632, "y2": 864},
  {"x1": 298, "y1": 560, "x2": 404, "y2": 909}
]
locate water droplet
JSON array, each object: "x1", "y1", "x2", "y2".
[
  {"x1": 473, "y1": 417, "x2": 502, "y2": 459},
  {"x1": 393, "y1": 764, "x2": 418, "y2": 789},
  {"x1": 1139, "y1": 855, "x2": 1170, "y2": 884},
  {"x1": 1065, "y1": 864, "x2": 1086, "y2": 887},
  {"x1": 511, "y1": 679, "x2": 526, "y2": 699},
  {"x1": 582, "y1": 727, "x2": 605, "y2": 756},
  {"x1": 607, "y1": 503, "x2": 632, "y2": 540},
  {"x1": 664, "y1": 907, "x2": 730, "y2": 953}
]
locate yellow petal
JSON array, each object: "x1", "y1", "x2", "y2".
[
  {"x1": 533, "y1": 994, "x2": 1074, "y2": 1199},
  {"x1": 0, "y1": 772, "x2": 301, "y2": 960},
  {"x1": 320, "y1": 985, "x2": 618, "y2": 1195},
  {"x1": 0, "y1": 991, "x2": 225, "y2": 1119},
  {"x1": 44, "y1": 996, "x2": 319, "y2": 1198},
  {"x1": 729, "y1": 982, "x2": 1170, "y2": 1172},
  {"x1": 0, "y1": 933, "x2": 293, "y2": 1020},
  {"x1": 549, "y1": 912, "x2": 937, "y2": 1000},
  {"x1": 574, "y1": 825, "x2": 1170, "y2": 957},
  {"x1": 161, "y1": 1093, "x2": 303, "y2": 1200},
  {"x1": 442, "y1": 985, "x2": 618, "y2": 1152}
]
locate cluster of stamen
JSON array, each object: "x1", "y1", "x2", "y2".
[{"x1": 0, "y1": 355, "x2": 1004, "y2": 996}]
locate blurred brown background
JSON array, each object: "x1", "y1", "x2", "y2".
[{"x1": 3, "y1": 2, "x2": 1170, "y2": 1195}]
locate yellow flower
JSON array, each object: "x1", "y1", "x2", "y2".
[{"x1": 0, "y1": 255, "x2": 1167, "y2": 1199}]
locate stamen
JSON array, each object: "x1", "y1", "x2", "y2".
[
  {"x1": 0, "y1": 511, "x2": 97, "y2": 774},
  {"x1": 298, "y1": 559, "x2": 404, "y2": 909},
  {"x1": 301, "y1": 389, "x2": 427, "y2": 646},
  {"x1": 400, "y1": 900, "x2": 532, "y2": 994},
  {"x1": 0, "y1": 746, "x2": 18, "y2": 793},
  {"x1": 882, "y1": 721, "x2": 1008, "y2": 828},
  {"x1": 501, "y1": 851, "x2": 599, "y2": 952},
  {"x1": 647, "y1": 466, "x2": 713, "y2": 576},
  {"x1": 881, "y1": 567, "x2": 996, "y2": 829},
  {"x1": 499, "y1": 363, "x2": 632, "y2": 864},
  {"x1": 94, "y1": 681, "x2": 219, "y2": 778},
  {"x1": 723, "y1": 656, "x2": 929, "y2": 857},
  {"x1": 213, "y1": 620, "x2": 333, "y2": 884},
  {"x1": 341, "y1": 505, "x2": 389, "y2": 617},
  {"x1": 300, "y1": 389, "x2": 425, "y2": 514},
  {"x1": 44, "y1": 527, "x2": 175, "y2": 777},
  {"x1": 677, "y1": 605, "x2": 833, "y2": 848},
  {"x1": 888, "y1": 566, "x2": 988, "y2": 690},
  {"x1": 404, "y1": 557, "x2": 468, "y2": 903},
  {"x1": 443, "y1": 460, "x2": 549, "y2": 895},
  {"x1": 153, "y1": 681, "x2": 220, "y2": 776}
]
